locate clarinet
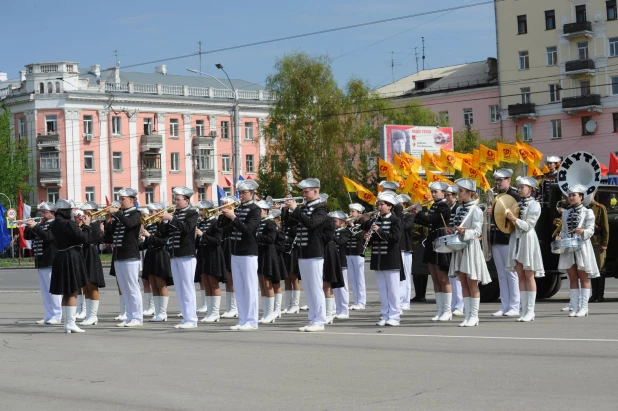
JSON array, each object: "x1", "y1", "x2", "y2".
[
  {"x1": 287, "y1": 234, "x2": 298, "y2": 254},
  {"x1": 361, "y1": 215, "x2": 379, "y2": 255}
]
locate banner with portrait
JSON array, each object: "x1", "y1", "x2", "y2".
[{"x1": 380, "y1": 125, "x2": 454, "y2": 163}]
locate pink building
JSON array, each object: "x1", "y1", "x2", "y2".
[{"x1": 0, "y1": 62, "x2": 271, "y2": 206}]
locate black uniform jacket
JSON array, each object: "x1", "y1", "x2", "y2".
[
  {"x1": 164, "y1": 206, "x2": 198, "y2": 258},
  {"x1": 25, "y1": 219, "x2": 56, "y2": 268},
  {"x1": 289, "y1": 199, "x2": 329, "y2": 259},
  {"x1": 362, "y1": 212, "x2": 402, "y2": 271}
]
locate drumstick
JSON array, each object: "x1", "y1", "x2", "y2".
[{"x1": 440, "y1": 214, "x2": 448, "y2": 228}]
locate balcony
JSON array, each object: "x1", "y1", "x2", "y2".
[
  {"x1": 141, "y1": 168, "x2": 162, "y2": 186},
  {"x1": 140, "y1": 134, "x2": 163, "y2": 152},
  {"x1": 39, "y1": 168, "x2": 62, "y2": 187},
  {"x1": 562, "y1": 21, "x2": 593, "y2": 38},
  {"x1": 194, "y1": 168, "x2": 216, "y2": 185},
  {"x1": 562, "y1": 94, "x2": 602, "y2": 114},
  {"x1": 565, "y1": 59, "x2": 596, "y2": 77},
  {"x1": 37, "y1": 133, "x2": 60, "y2": 150},
  {"x1": 193, "y1": 136, "x2": 215, "y2": 150},
  {"x1": 507, "y1": 103, "x2": 537, "y2": 120}
]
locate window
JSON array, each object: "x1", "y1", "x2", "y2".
[
  {"x1": 85, "y1": 187, "x2": 95, "y2": 202},
  {"x1": 113, "y1": 187, "x2": 123, "y2": 201},
  {"x1": 171, "y1": 152, "x2": 180, "y2": 171},
  {"x1": 145, "y1": 187, "x2": 154, "y2": 204},
  {"x1": 546, "y1": 46, "x2": 558, "y2": 66},
  {"x1": 551, "y1": 119, "x2": 562, "y2": 139},
  {"x1": 198, "y1": 188, "x2": 206, "y2": 202},
  {"x1": 489, "y1": 105, "x2": 500, "y2": 123},
  {"x1": 608, "y1": 1, "x2": 617, "y2": 20},
  {"x1": 244, "y1": 122, "x2": 254, "y2": 140},
  {"x1": 519, "y1": 51, "x2": 529, "y2": 70},
  {"x1": 196, "y1": 120, "x2": 205, "y2": 136},
  {"x1": 83, "y1": 115, "x2": 93, "y2": 135},
  {"x1": 141, "y1": 154, "x2": 160, "y2": 170},
  {"x1": 221, "y1": 121, "x2": 230, "y2": 139},
  {"x1": 45, "y1": 115, "x2": 57, "y2": 133},
  {"x1": 18, "y1": 117, "x2": 26, "y2": 139},
  {"x1": 47, "y1": 187, "x2": 59, "y2": 203},
  {"x1": 549, "y1": 84, "x2": 561, "y2": 102},
  {"x1": 366, "y1": 155, "x2": 377, "y2": 171},
  {"x1": 195, "y1": 149, "x2": 213, "y2": 170},
  {"x1": 112, "y1": 152, "x2": 122, "y2": 171},
  {"x1": 610, "y1": 38, "x2": 618, "y2": 57},
  {"x1": 612, "y1": 76, "x2": 618, "y2": 94},
  {"x1": 47, "y1": 82, "x2": 52, "y2": 94},
  {"x1": 112, "y1": 116, "x2": 122, "y2": 135},
  {"x1": 438, "y1": 111, "x2": 449, "y2": 124},
  {"x1": 143, "y1": 118, "x2": 153, "y2": 135},
  {"x1": 580, "y1": 80, "x2": 591, "y2": 96},
  {"x1": 84, "y1": 151, "x2": 94, "y2": 170},
  {"x1": 576, "y1": 5, "x2": 587, "y2": 22},
  {"x1": 222, "y1": 154, "x2": 231, "y2": 172},
  {"x1": 521, "y1": 87, "x2": 531, "y2": 104},
  {"x1": 170, "y1": 119, "x2": 179, "y2": 137},
  {"x1": 39, "y1": 83, "x2": 44, "y2": 94},
  {"x1": 581, "y1": 116, "x2": 593, "y2": 135},
  {"x1": 522, "y1": 123, "x2": 532, "y2": 142},
  {"x1": 463, "y1": 108, "x2": 473, "y2": 126},
  {"x1": 613, "y1": 113, "x2": 618, "y2": 132},
  {"x1": 55, "y1": 82, "x2": 61, "y2": 93},
  {"x1": 517, "y1": 15, "x2": 527, "y2": 34},
  {"x1": 223, "y1": 187, "x2": 231, "y2": 197},
  {"x1": 577, "y1": 41, "x2": 589, "y2": 60},
  {"x1": 246, "y1": 154, "x2": 255, "y2": 173},
  {"x1": 40, "y1": 152, "x2": 59, "y2": 170},
  {"x1": 545, "y1": 10, "x2": 556, "y2": 30}
]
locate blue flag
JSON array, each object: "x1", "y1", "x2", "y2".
[
  {"x1": 0, "y1": 202, "x2": 11, "y2": 252},
  {"x1": 217, "y1": 185, "x2": 225, "y2": 205}
]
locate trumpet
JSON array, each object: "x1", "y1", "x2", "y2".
[
  {"x1": 265, "y1": 196, "x2": 304, "y2": 203},
  {"x1": 15, "y1": 217, "x2": 42, "y2": 225},
  {"x1": 403, "y1": 200, "x2": 433, "y2": 214},
  {"x1": 88, "y1": 206, "x2": 115, "y2": 219},
  {"x1": 211, "y1": 198, "x2": 241, "y2": 212},
  {"x1": 141, "y1": 206, "x2": 176, "y2": 225}
]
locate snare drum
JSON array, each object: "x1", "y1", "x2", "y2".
[
  {"x1": 550, "y1": 237, "x2": 583, "y2": 254},
  {"x1": 433, "y1": 227, "x2": 468, "y2": 253}
]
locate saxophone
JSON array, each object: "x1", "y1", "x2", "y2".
[{"x1": 482, "y1": 188, "x2": 495, "y2": 262}]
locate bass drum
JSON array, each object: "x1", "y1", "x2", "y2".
[{"x1": 535, "y1": 275, "x2": 561, "y2": 299}]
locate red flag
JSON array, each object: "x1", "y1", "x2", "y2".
[
  {"x1": 224, "y1": 176, "x2": 233, "y2": 187},
  {"x1": 610, "y1": 152, "x2": 618, "y2": 175},
  {"x1": 105, "y1": 195, "x2": 111, "y2": 206},
  {"x1": 17, "y1": 187, "x2": 27, "y2": 249},
  {"x1": 246, "y1": 175, "x2": 253, "y2": 180},
  {"x1": 600, "y1": 163, "x2": 609, "y2": 176}
]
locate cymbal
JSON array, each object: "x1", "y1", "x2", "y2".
[{"x1": 493, "y1": 194, "x2": 520, "y2": 234}]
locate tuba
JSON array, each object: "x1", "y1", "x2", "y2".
[{"x1": 482, "y1": 188, "x2": 494, "y2": 262}]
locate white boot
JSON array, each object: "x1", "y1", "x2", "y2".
[
  {"x1": 438, "y1": 293, "x2": 452, "y2": 321},
  {"x1": 263, "y1": 297, "x2": 277, "y2": 324},
  {"x1": 62, "y1": 306, "x2": 68, "y2": 333},
  {"x1": 143, "y1": 293, "x2": 155, "y2": 316},
  {"x1": 464, "y1": 298, "x2": 480, "y2": 327},
  {"x1": 432, "y1": 293, "x2": 443, "y2": 321},
  {"x1": 288, "y1": 290, "x2": 300, "y2": 314},
  {"x1": 274, "y1": 293, "x2": 283, "y2": 318},
  {"x1": 258, "y1": 296, "x2": 267, "y2": 323},
  {"x1": 459, "y1": 297, "x2": 471, "y2": 327},
  {"x1": 204, "y1": 296, "x2": 221, "y2": 323},
  {"x1": 282, "y1": 290, "x2": 291, "y2": 314},
  {"x1": 152, "y1": 296, "x2": 168, "y2": 322},
  {"x1": 201, "y1": 296, "x2": 213, "y2": 322},
  {"x1": 517, "y1": 291, "x2": 528, "y2": 322},
  {"x1": 325, "y1": 297, "x2": 335, "y2": 324},
  {"x1": 81, "y1": 300, "x2": 99, "y2": 326},
  {"x1": 150, "y1": 296, "x2": 161, "y2": 322},
  {"x1": 80, "y1": 299, "x2": 92, "y2": 325},
  {"x1": 76, "y1": 296, "x2": 87, "y2": 319},
  {"x1": 568, "y1": 289, "x2": 579, "y2": 317},
  {"x1": 575, "y1": 288, "x2": 590, "y2": 317},
  {"x1": 115, "y1": 297, "x2": 127, "y2": 321},
  {"x1": 66, "y1": 306, "x2": 85, "y2": 333},
  {"x1": 197, "y1": 290, "x2": 208, "y2": 313},
  {"x1": 221, "y1": 292, "x2": 238, "y2": 318},
  {"x1": 522, "y1": 291, "x2": 536, "y2": 322}
]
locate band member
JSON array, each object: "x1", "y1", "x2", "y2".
[
  {"x1": 68, "y1": 200, "x2": 87, "y2": 320},
  {"x1": 505, "y1": 177, "x2": 545, "y2": 322},
  {"x1": 106, "y1": 189, "x2": 143, "y2": 328},
  {"x1": 395, "y1": 194, "x2": 414, "y2": 311},
  {"x1": 408, "y1": 181, "x2": 452, "y2": 321},
  {"x1": 545, "y1": 156, "x2": 561, "y2": 181},
  {"x1": 160, "y1": 187, "x2": 199, "y2": 329},
  {"x1": 195, "y1": 201, "x2": 227, "y2": 323},
  {"x1": 378, "y1": 180, "x2": 404, "y2": 217},
  {"x1": 330, "y1": 211, "x2": 351, "y2": 319},
  {"x1": 487, "y1": 168, "x2": 521, "y2": 317},
  {"x1": 256, "y1": 200, "x2": 281, "y2": 324},
  {"x1": 77, "y1": 201, "x2": 106, "y2": 326},
  {"x1": 49, "y1": 200, "x2": 89, "y2": 333},
  {"x1": 286, "y1": 178, "x2": 329, "y2": 332},
  {"x1": 445, "y1": 185, "x2": 463, "y2": 316},
  {"x1": 140, "y1": 207, "x2": 156, "y2": 317},
  {"x1": 221, "y1": 181, "x2": 261, "y2": 331},
  {"x1": 24, "y1": 202, "x2": 61, "y2": 325},
  {"x1": 321, "y1": 202, "x2": 345, "y2": 325},
  {"x1": 281, "y1": 205, "x2": 302, "y2": 314},
  {"x1": 556, "y1": 185, "x2": 600, "y2": 317},
  {"x1": 589, "y1": 191, "x2": 609, "y2": 302},
  {"x1": 346, "y1": 203, "x2": 366, "y2": 310},
  {"x1": 449, "y1": 179, "x2": 491, "y2": 327},
  {"x1": 219, "y1": 196, "x2": 239, "y2": 319},
  {"x1": 270, "y1": 208, "x2": 289, "y2": 318},
  {"x1": 362, "y1": 192, "x2": 402, "y2": 326}
]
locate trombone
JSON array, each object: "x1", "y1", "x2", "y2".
[{"x1": 141, "y1": 206, "x2": 176, "y2": 225}]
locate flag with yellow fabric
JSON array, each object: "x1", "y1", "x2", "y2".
[
  {"x1": 496, "y1": 142, "x2": 520, "y2": 164},
  {"x1": 393, "y1": 153, "x2": 410, "y2": 177},
  {"x1": 478, "y1": 173, "x2": 491, "y2": 191},
  {"x1": 440, "y1": 149, "x2": 462, "y2": 172},
  {"x1": 356, "y1": 183, "x2": 377, "y2": 204},
  {"x1": 462, "y1": 162, "x2": 481, "y2": 182},
  {"x1": 404, "y1": 173, "x2": 430, "y2": 203},
  {"x1": 520, "y1": 141, "x2": 543, "y2": 166},
  {"x1": 378, "y1": 158, "x2": 395, "y2": 178},
  {"x1": 426, "y1": 170, "x2": 454, "y2": 186},
  {"x1": 421, "y1": 149, "x2": 444, "y2": 172},
  {"x1": 342, "y1": 177, "x2": 358, "y2": 193},
  {"x1": 527, "y1": 164, "x2": 544, "y2": 177},
  {"x1": 542, "y1": 164, "x2": 550, "y2": 174},
  {"x1": 479, "y1": 144, "x2": 499, "y2": 168},
  {"x1": 400, "y1": 151, "x2": 421, "y2": 173}
]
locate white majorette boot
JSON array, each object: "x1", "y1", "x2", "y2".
[
  {"x1": 197, "y1": 290, "x2": 208, "y2": 313},
  {"x1": 81, "y1": 300, "x2": 99, "y2": 326},
  {"x1": 76, "y1": 296, "x2": 87, "y2": 320},
  {"x1": 439, "y1": 293, "x2": 452, "y2": 321},
  {"x1": 522, "y1": 291, "x2": 536, "y2": 322},
  {"x1": 325, "y1": 297, "x2": 335, "y2": 324},
  {"x1": 143, "y1": 293, "x2": 155, "y2": 316},
  {"x1": 282, "y1": 290, "x2": 291, "y2": 314},
  {"x1": 80, "y1": 299, "x2": 92, "y2": 325},
  {"x1": 150, "y1": 296, "x2": 161, "y2": 322},
  {"x1": 432, "y1": 293, "x2": 444, "y2": 321},
  {"x1": 62, "y1": 306, "x2": 68, "y2": 333},
  {"x1": 152, "y1": 296, "x2": 168, "y2": 322},
  {"x1": 263, "y1": 297, "x2": 277, "y2": 324},
  {"x1": 517, "y1": 291, "x2": 528, "y2": 322},
  {"x1": 200, "y1": 296, "x2": 213, "y2": 322},
  {"x1": 204, "y1": 295, "x2": 221, "y2": 323},
  {"x1": 464, "y1": 298, "x2": 480, "y2": 327},
  {"x1": 288, "y1": 290, "x2": 300, "y2": 314},
  {"x1": 66, "y1": 306, "x2": 85, "y2": 333},
  {"x1": 568, "y1": 289, "x2": 579, "y2": 317},
  {"x1": 221, "y1": 292, "x2": 238, "y2": 318},
  {"x1": 575, "y1": 288, "x2": 590, "y2": 317},
  {"x1": 273, "y1": 293, "x2": 283, "y2": 318},
  {"x1": 459, "y1": 297, "x2": 471, "y2": 327},
  {"x1": 258, "y1": 296, "x2": 267, "y2": 324},
  {"x1": 115, "y1": 297, "x2": 127, "y2": 321}
]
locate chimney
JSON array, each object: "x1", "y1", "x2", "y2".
[
  {"x1": 155, "y1": 64, "x2": 167, "y2": 75},
  {"x1": 487, "y1": 57, "x2": 497, "y2": 82},
  {"x1": 90, "y1": 64, "x2": 101, "y2": 78},
  {"x1": 111, "y1": 66, "x2": 120, "y2": 83},
  {"x1": 0, "y1": 72, "x2": 7, "y2": 82},
  {"x1": 19, "y1": 71, "x2": 26, "y2": 82}
]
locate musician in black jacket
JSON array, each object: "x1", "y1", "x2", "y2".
[
  {"x1": 160, "y1": 187, "x2": 199, "y2": 329},
  {"x1": 286, "y1": 178, "x2": 329, "y2": 332},
  {"x1": 396, "y1": 194, "x2": 414, "y2": 311},
  {"x1": 408, "y1": 181, "x2": 452, "y2": 322},
  {"x1": 346, "y1": 203, "x2": 366, "y2": 310},
  {"x1": 281, "y1": 206, "x2": 301, "y2": 314},
  {"x1": 330, "y1": 211, "x2": 351, "y2": 320},
  {"x1": 106, "y1": 188, "x2": 143, "y2": 328},
  {"x1": 221, "y1": 180, "x2": 261, "y2": 331},
  {"x1": 24, "y1": 202, "x2": 61, "y2": 325},
  {"x1": 362, "y1": 192, "x2": 402, "y2": 326},
  {"x1": 445, "y1": 185, "x2": 464, "y2": 316}
]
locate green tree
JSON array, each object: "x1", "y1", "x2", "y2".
[{"x1": 0, "y1": 106, "x2": 33, "y2": 207}]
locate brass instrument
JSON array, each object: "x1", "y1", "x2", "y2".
[
  {"x1": 402, "y1": 200, "x2": 433, "y2": 215},
  {"x1": 141, "y1": 206, "x2": 176, "y2": 225},
  {"x1": 15, "y1": 217, "x2": 42, "y2": 225},
  {"x1": 211, "y1": 198, "x2": 241, "y2": 212},
  {"x1": 481, "y1": 188, "x2": 495, "y2": 261},
  {"x1": 265, "y1": 196, "x2": 304, "y2": 203},
  {"x1": 88, "y1": 206, "x2": 115, "y2": 219}
]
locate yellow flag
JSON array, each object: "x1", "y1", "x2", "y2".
[
  {"x1": 478, "y1": 173, "x2": 491, "y2": 191},
  {"x1": 400, "y1": 151, "x2": 421, "y2": 173},
  {"x1": 356, "y1": 183, "x2": 377, "y2": 205},
  {"x1": 441, "y1": 149, "x2": 462, "y2": 172},
  {"x1": 515, "y1": 142, "x2": 535, "y2": 166},
  {"x1": 393, "y1": 153, "x2": 410, "y2": 177},
  {"x1": 496, "y1": 142, "x2": 520, "y2": 164},
  {"x1": 542, "y1": 164, "x2": 550, "y2": 174},
  {"x1": 520, "y1": 141, "x2": 542, "y2": 167},
  {"x1": 342, "y1": 177, "x2": 358, "y2": 193},
  {"x1": 426, "y1": 170, "x2": 454, "y2": 186},
  {"x1": 404, "y1": 173, "x2": 429, "y2": 202},
  {"x1": 527, "y1": 164, "x2": 543, "y2": 177},
  {"x1": 479, "y1": 144, "x2": 499, "y2": 167},
  {"x1": 378, "y1": 158, "x2": 395, "y2": 178},
  {"x1": 422, "y1": 149, "x2": 444, "y2": 172},
  {"x1": 462, "y1": 162, "x2": 481, "y2": 181}
]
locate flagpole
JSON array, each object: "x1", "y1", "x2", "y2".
[{"x1": 347, "y1": 191, "x2": 353, "y2": 204}]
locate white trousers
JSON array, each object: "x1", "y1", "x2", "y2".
[
  {"x1": 114, "y1": 260, "x2": 143, "y2": 323},
  {"x1": 400, "y1": 252, "x2": 412, "y2": 309},
  {"x1": 449, "y1": 275, "x2": 464, "y2": 311},
  {"x1": 493, "y1": 244, "x2": 520, "y2": 312},
  {"x1": 231, "y1": 255, "x2": 259, "y2": 328},
  {"x1": 38, "y1": 267, "x2": 62, "y2": 321},
  {"x1": 299, "y1": 258, "x2": 326, "y2": 326},
  {"x1": 171, "y1": 256, "x2": 198, "y2": 325},
  {"x1": 376, "y1": 270, "x2": 401, "y2": 322},
  {"x1": 334, "y1": 268, "x2": 349, "y2": 315},
  {"x1": 346, "y1": 255, "x2": 366, "y2": 307}
]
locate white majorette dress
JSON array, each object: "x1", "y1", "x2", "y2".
[
  {"x1": 506, "y1": 196, "x2": 545, "y2": 277},
  {"x1": 557, "y1": 204, "x2": 600, "y2": 278},
  {"x1": 448, "y1": 200, "x2": 492, "y2": 285}
]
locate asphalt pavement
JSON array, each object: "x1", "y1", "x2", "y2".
[{"x1": 1, "y1": 266, "x2": 618, "y2": 410}]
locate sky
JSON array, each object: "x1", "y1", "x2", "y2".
[{"x1": 0, "y1": 0, "x2": 496, "y2": 90}]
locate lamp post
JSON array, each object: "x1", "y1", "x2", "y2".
[{"x1": 187, "y1": 67, "x2": 240, "y2": 195}]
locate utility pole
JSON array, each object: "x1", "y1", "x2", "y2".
[
  {"x1": 114, "y1": 50, "x2": 120, "y2": 68},
  {"x1": 422, "y1": 37, "x2": 426, "y2": 70},
  {"x1": 198, "y1": 41, "x2": 202, "y2": 76},
  {"x1": 415, "y1": 47, "x2": 419, "y2": 73}
]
